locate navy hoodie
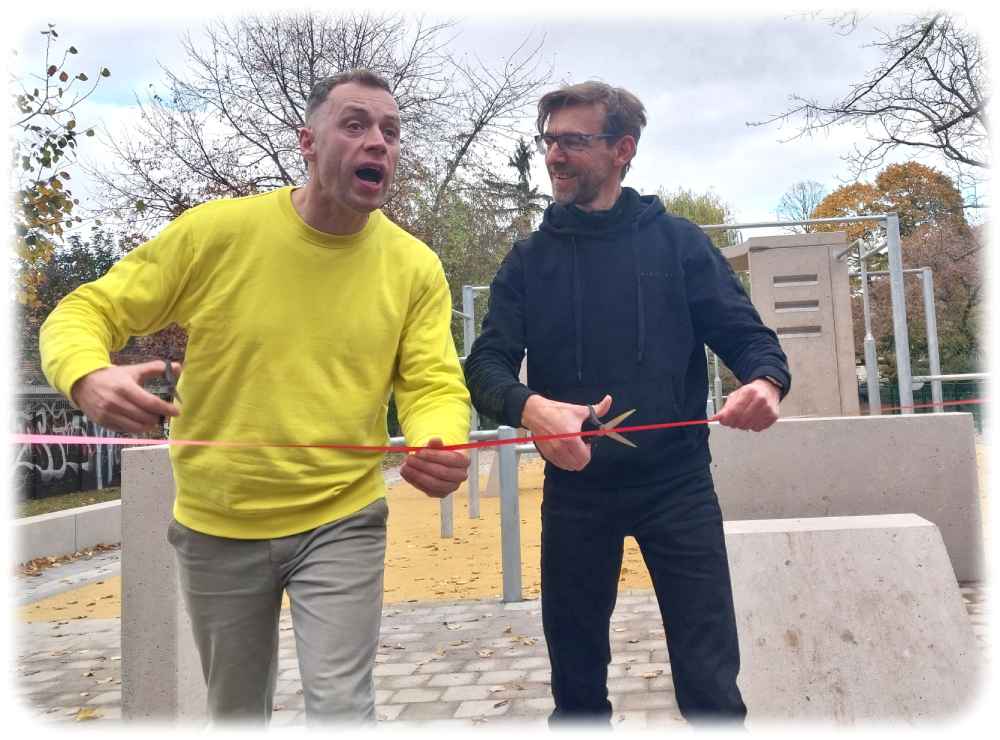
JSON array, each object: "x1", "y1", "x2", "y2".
[{"x1": 464, "y1": 187, "x2": 791, "y2": 490}]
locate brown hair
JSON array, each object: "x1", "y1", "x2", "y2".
[
  {"x1": 305, "y1": 69, "x2": 393, "y2": 122},
  {"x1": 536, "y1": 81, "x2": 647, "y2": 177}
]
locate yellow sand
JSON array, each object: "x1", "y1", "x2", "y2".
[{"x1": 18, "y1": 447, "x2": 990, "y2": 624}]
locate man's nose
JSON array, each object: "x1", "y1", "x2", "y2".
[
  {"x1": 546, "y1": 144, "x2": 567, "y2": 165},
  {"x1": 363, "y1": 126, "x2": 388, "y2": 150}
]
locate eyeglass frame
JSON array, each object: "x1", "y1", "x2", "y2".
[{"x1": 534, "y1": 131, "x2": 623, "y2": 155}]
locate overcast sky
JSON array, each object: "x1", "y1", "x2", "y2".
[{"x1": 9, "y1": 3, "x2": 994, "y2": 237}]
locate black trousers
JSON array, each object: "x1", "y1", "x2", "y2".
[{"x1": 540, "y1": 465, "x2": 747, "y2": 727}]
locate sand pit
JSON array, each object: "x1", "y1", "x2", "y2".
[{"x1": 18, "y1": 455, "x2": 654, "y2": 623}]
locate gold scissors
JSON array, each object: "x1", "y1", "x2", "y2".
[{"x1": 582, "y1": 406, "x2": 638, "y2": 448}]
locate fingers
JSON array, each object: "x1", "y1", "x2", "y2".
[
  {"x1": 132, "y1": 359, "x2": 177, "y2": 384},
  {"x1": 401, "y1": 437, "x2": 470, "y2": 498},
  {"x1": 592, "y1": 394, "x2": 613, "y2": 417},
  {"x1": 534, "y1": 438, "x2": 591, "y2": 472},
  {"x1": 72, "y1": 364, "x2": 180, "y2": 435},
  {"x1": 718, "y1": 385, "x2": 779, "y2": 432}
]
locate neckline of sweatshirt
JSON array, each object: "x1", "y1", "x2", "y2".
[{"x1": 276, "y1": 185, "x2": 385, "y2": 250}]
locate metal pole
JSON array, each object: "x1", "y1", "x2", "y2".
[
  {"x1": 712, "y1": 352, "x2": 723, "y2": 413},
  {"x1": 462, "y1": 285, "x2": 480, "y2": 519},
  {"x1": 700, "y1": 213, "x2": 893, "y2": 232},
  {"x1": 859, "y1": 247, "x2": 881, "y2": 415},
  {"x1": 921, "y1": 268, "x2": 943, "y2": 412},
  {"x1": 885, "y1": 214, "x2": 914, "y2": 413},
  {"x1": 438, "y1": 490, "x2": 454, "y2": 539},
  {"x1": 497, "y1": 426, "x2": 522, "y2": 603}
]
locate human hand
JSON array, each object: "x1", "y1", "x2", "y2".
[
  {"x1": 70, "y1": 361, "x2": 182, "y2": 434},
  {"x1": 400, "y1": 438, "x2": 470, "y2": 499},
  {"x1": 716, "y1": 379, "x2": 780, "y2": 432},
  {"x1": 521, "y1": 393, "x2": 613, "y2": 471}
]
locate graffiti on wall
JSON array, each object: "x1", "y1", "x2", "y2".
[{"x1": 12, "y1": 394, "x2": 134, "y2": 500}]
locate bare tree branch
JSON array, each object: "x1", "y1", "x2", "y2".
[{"x1": 748, "y1": 13, "x2": 989, "y2": 193}]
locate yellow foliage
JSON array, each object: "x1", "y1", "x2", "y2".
[{"x1": 810, "y1": 161, "x2": 967, "y2": 246}]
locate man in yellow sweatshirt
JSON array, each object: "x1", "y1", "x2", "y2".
[{"x1": 40, "y1": 69, "x2": 471, "y2": 726}]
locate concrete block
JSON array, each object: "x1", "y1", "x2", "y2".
[
  {"x1": 121, "y1": 445, "x2": 206, "y2": 723},
  {"x1": 14, "y1": 499, "x2": 123, "y2": 564},
  {"x1": 14, "y1": 509, "x2": 76, "y2": 563},
  {"x1": 710, "y1": 413, "x2": 983, "y2": 581},
  {"x1": 726, "y1": 514, "x2": 981, "y2": 725},
  {"x1": 73, "y1": 500, "x2": 122, "y2": 550}
]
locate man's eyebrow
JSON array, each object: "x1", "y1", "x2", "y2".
[{"x1": 338, "y1": 104, "x2": 401, "y2": 124}]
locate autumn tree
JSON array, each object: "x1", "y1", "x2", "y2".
[
  {"x1": 750, "y1": 13, "x2": 988, "y2": 196},
  {"x1": 10, "y1": 24, "x2": 110, "y2": 308},
  {"x1": 808, "y1": 161, "x2": 979, "y2": 379},
  {"x1": 809, "y1": 161, "x2": 968, "y2": 269},
  {"x1": 854, "y1": 220, "x2": 984, "y2": 379}
]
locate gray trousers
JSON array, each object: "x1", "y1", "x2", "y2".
[{"x1": 166, "y1": 497, "x2": 388, "y2": 727}]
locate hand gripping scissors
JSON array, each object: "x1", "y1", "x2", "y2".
[{"x1": 581, "y1": 406, "x2": 638, "y2": 448}]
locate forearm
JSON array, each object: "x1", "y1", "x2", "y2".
[
  {"x1": 464, "y1": 347, "x2": 534, "y2": 427},
  {"x1": 40, "y1": 290, "x2": 123, "y2": 400}
]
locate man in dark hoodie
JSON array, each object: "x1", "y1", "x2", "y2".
[{"x1": 463, "y1": 81, "x2": 791, "y2": 727}]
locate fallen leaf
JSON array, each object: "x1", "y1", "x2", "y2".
[
  {"x1": 75, "y1": 707, "x2": 101, "y2": 721},
  {"x1": 641, "y1": 671, "x2": 663, "y2": 679},
  {"x1": 477, "y1": 649, "x2": 494, "y2": 658}
]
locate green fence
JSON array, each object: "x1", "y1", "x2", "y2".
[{"x1": 858, "y1": 379, "x2": 987, "y2": 434}]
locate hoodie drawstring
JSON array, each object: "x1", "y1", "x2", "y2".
[
  {"x1": 572, "y1": 237, "x2": 584, "y2": 382},
  {"x1": 633, "y1": 223, "x2": 645, "y2": 365}
]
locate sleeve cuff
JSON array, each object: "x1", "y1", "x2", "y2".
[
  {"x1": 502, "y1": 384, "x2": 537, "y2": 427},
  {"x1": 748, "y1": 366, "x2": 791, "y2": 401}
]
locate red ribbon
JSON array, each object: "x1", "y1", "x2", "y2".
[{"x1": 8, "y1": 398, "x2": 986, "y2": 452}]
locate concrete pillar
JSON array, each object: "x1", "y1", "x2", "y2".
[
  {"x1": 121, "y1": 445, "x2": 206, "y2": 723},
  {"x1": 728, "y1": 514, "x2": 981, "y2": 724},
  {"x1": 709, "y1": 413, "x2": 983, "y2": 581}
]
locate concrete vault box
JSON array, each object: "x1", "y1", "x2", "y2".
[{"x1": 722, "y1": 231, "x2": 859, "y2": 418}]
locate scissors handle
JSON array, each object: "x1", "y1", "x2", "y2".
[
  {"x1": 162, "y1": 360, "x2": 182, "y2": 404},
  {"x1": 581, "y1": 405, "x2": 602, "y2": 444}
]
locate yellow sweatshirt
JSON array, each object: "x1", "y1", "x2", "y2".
[{"x1": 40, "y1": 187, "x2": 470, "y2": 538}]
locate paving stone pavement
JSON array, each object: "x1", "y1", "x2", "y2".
[{"x1": 11, "y1": 550, "x2": 990, "y2": 730}]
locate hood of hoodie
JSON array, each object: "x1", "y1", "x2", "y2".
[
  {"x1": 537, "y1": 187, "x2": 665, "y2": 382},
  {"x1": 539, "y1": 186, "x2": 664, "y2": 238}
]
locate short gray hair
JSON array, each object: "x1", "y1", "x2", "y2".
[{"x1": 305, "y1": 69, "x2": 393, "y2": 122}]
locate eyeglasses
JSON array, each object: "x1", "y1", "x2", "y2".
[{"x1": 534, "y1": 132, "x2": 620, "y2": 154}]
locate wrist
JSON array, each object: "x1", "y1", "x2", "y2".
[
  {"x1": 520, "y1": 393, "x2": 545, "y2": 430},
  {"x1": 756, "y1": 376, "x2": 783, "y2": 398}
]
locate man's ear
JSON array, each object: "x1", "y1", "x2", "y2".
[
  {"x1": 298, "y1": 126, "x2": 315, "y2": 162},
  {"x1": 614, "y1": 135, "x2": 637, "y2": 172}
]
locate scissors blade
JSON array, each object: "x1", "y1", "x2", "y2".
[
  {"x1": 599, "y1": 408, "x2": 637, "y2": 447},
  {"x1": 605, "y1": 430, "x2": 638, "y2": 448},
  {"x1": 602, "y1": 408, "x2": 636, "y2": 430}
]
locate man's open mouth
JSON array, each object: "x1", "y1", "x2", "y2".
[{"x1": 356, "y1": 166, "x2": 385, "y2": 184}]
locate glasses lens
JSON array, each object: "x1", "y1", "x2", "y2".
[{"x1": 563, "y1": 134, "x2": 591, "y2": 150}]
